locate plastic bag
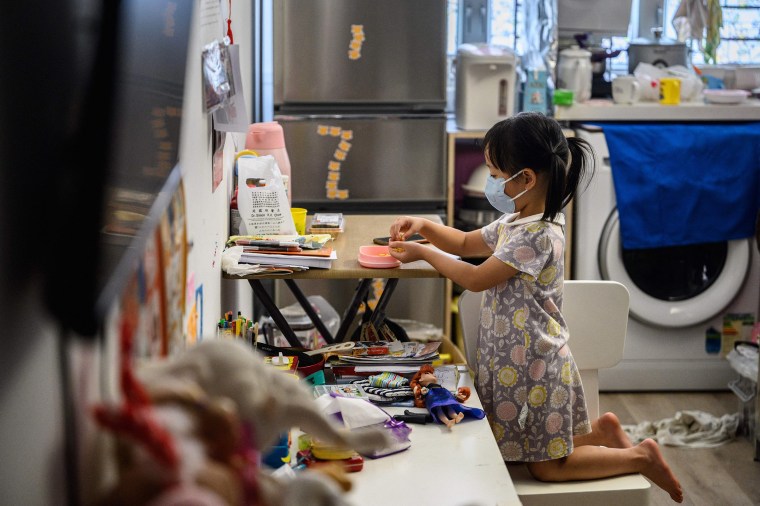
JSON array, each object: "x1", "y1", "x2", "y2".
[
  {"x1": 633, "y1": 63, "x2": 704, "y2": 102},
  {"x1": 236, "y1": 154, "x2": 296, "y2": 235},
  {"x1": 314, "y1": 395, "x2": 412, "y2": 458}
]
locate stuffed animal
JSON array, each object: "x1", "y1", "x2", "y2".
[
  {"x1": 409, "y1": 365, "x2": 486, "y2": 429},
  {"x1": 94, "y1": 392, "x2": 245, "y2": 506},
  {"x1": 136, "y1": 339, "x2": 390, "y2": 460},
  {"x1": 96, "y1": 338, "x2": 387, "y2": 505}
]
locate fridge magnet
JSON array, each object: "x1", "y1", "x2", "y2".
[
  {"x1": 348, "y1": 24, "x2": 365, "y2": 60},
  {"x1": 318, "y1": 124, "x2": 351, "y2": 200}
]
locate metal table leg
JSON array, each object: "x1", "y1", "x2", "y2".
[
  {"x1": 370, "y1": 278, "x2": 399, "y2": 327},
  {"x1": 333, "y1": 278, "x2": 373, "y2": 342},
  {"x1": 283, "y1": 279, "x2": 335, "y2": 344},
  {"x1": 248, "y1": 279, "x2": 302, "y2": 347}
]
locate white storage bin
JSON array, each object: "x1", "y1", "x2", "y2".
[{"x1": 455, "y1": 44, "x2": 517, "y2": 131}]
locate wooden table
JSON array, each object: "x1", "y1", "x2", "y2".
[{"x1": 224, "y1": 215, "x2": 445, "y2": 345}]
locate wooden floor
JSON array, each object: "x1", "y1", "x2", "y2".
[{"x1": 599, "y1": 391, "x2": 760, "y2": 506}]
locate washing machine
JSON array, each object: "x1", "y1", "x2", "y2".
[{"x1": 573, "y1": 126, "x2": 760, "y2": 391}]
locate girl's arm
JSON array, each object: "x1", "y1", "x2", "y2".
[
  {"x1": 389, "y1": 216, "x2": 492, "y2": 258},
  {"x1": 388, "y1": 241, "x2": 518, "y2": 292}
]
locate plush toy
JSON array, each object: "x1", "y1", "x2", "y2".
[
  {"x1": 409, "y1": 365, "x2": 486, "y2": 429},
  {"x1": 94, "y1": 391, "x2": 246, "y2": 506},
  {"x1": 95, "y1": 333, "x2": 386, "y2": 505},
  {"x1": 136, "y1": 339, "x2": 390, "y2": 455}
]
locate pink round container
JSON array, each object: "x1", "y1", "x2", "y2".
[{"x1": 358, "y1": 245, "x2": 401, "y2": 269}]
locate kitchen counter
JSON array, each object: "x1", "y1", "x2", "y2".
[{"x1": 555, "y1": 98, "x2": 760, "y2": 122}]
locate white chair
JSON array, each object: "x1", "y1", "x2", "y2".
[{"x1": 458, "y1": 280, "x2": 651, "y2": 506}]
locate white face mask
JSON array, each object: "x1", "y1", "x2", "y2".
[{"x1": 484, "y1": 170, "x2": 528, "y2": 214}]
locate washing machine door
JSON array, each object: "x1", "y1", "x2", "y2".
[{"x1": 598, "y1": 209, "x2": 752, "y2": 328}]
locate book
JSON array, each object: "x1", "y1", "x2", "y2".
[
  {"x1": 239, "y1": 250, "x2": 337, "y2": 269},
  {"x1": 243, "y1": 245, "x2": 334, "y2": 257},
  {"x1": 310, "y1": 213, "x2": 344, "y2": 228}
]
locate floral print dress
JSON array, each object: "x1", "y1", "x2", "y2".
[{"x1": 476, "y1": 213, "x2": 591, "y2": 463}]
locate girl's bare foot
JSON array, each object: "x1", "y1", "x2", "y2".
[
  {"x1": 597, "y1": 412, "x2": 633, "y2": 448},
  {"x1": 637, "y1": 438, "x2": 683, "y2": 503},
  {"x1": 455, "y1": 412, "x2": 465, "y2": 424}
]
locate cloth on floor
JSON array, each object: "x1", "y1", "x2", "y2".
[
  {"x1": 623, "y1": 410, "x2": 740, "y2": 448},
  {"x1": 593, "y1": 122, "x2": 760, "y2": 250}
]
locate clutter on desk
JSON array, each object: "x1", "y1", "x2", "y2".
[{"x1": 222, "y1": 233, "x2": 336, "y2": 275}]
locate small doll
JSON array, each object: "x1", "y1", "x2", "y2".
[{"x1": 409, "y1": 365, "x2": 485, "y2": 429}]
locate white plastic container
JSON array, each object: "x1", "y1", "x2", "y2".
[
  {"x1": 245, "y1": 121, "x2": 292, "y2": 203},
  {"x1": 455, "y1": 44, "x2": 517, "y2": 131}
]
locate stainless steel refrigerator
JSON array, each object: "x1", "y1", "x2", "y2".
[{"x1": 273, "y1": 0, "x2": 449, "y2": 332}]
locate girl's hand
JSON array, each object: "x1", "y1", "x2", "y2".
[
  {"x1": 389, "y1": 216, "x2": 423, "y2": 242},
  {"x1": 388, "y1": 240, "x2": 425, "y2": 263}
]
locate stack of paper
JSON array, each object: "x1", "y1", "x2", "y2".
[
  {"x1": 329, "y1": 341, "x2": 442, "y2": 375},
  {"x1": 239, "y1": 246, "x2": 336, "y2": 269},
  {"x1": 233, "y1": 237, "x2": 336, "y2": 270}
]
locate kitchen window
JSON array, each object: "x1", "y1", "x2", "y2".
[
  {"x1": 663, "y1": 0, "x2": 760, "y2": 64},
  {"x1": 448, "y1": 1, "x2": 759, "y2": 65}
]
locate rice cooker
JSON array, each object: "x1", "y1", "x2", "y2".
[{"x1": 627, "y1": 31, "x2": 688, "y2": 73}]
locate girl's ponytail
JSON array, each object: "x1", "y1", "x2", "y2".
[{"x1": 562, "y1": 136, "x2": 595, "y2": 210}]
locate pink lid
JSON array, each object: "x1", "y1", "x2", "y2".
[{"x1": 245, "y1": 121, "x2": 285, "y2": 150}]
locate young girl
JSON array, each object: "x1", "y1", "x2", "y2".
[{"x1": 388, "y1": 112, "x2": 683, "y2": 503}]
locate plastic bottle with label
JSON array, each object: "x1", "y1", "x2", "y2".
[{"x1": 245, "y1": 121, "x2": 292, "y2": 203}]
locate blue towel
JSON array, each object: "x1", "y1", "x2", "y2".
[{"x1": 595, "y1": 122, "x2": 760, "y2": 250}]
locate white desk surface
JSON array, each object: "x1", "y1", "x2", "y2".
[
  {"x1": 554, "y1": 98, "x2": 760, "y2": 122},
  {"x1": 344, "y1": 370, "x2": 521, "y2": 506}
]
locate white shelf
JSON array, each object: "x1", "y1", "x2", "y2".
[{"x1": 554, "y1": 98, "x2": 760, "y2": 122}]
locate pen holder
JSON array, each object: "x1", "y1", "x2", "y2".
[{"x1": 290, "y1": 207, "x2": 307, "y2": 235}]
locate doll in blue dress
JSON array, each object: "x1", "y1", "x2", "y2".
[{"x1": 410, "y1": 365, "x2": 485, "y2": 429}]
